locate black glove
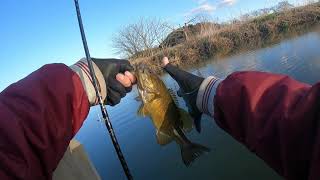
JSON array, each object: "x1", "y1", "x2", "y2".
[
  {"x1": 164, "y1": 63, "x2": 205, "y2": 133},
  {"x1": 92, "y1": 58, "x2": 133, "y2": 106}
]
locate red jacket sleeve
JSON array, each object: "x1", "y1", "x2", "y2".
[
  {"x1": 214, "y1": 71, "x2": 320, "y2": 180},
  {"x1": 0, "y1": 64, "x2": 90, "y2": 179}
]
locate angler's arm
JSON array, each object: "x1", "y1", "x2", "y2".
[
  {"x1": 0, "y1": 64, "x2": 89, "y2": 179},
  {"x1": 0, "y1": 57, "x2": 135, "y2": 179},
  {"x1": 197, "y1": 71, "x2": 320, "y2": 179},
  {"x1": 0, "y1": 61, "x2": 106, "y2": 179}
]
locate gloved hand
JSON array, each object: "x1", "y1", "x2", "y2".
[
  {"x1": 162, "y1": 57, "x2": 205, "y2": 133},
  {"x1": 92, "y1": 58, "x2": 136, "y2": 106}
]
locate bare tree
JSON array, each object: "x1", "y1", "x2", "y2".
[
  {"x1": 238, "y1": 1, "x2": 295, "y2": 22},
  {"x1": 186, "y1": 13, "x2": 213, "y2": 25},
  {"x1": 113, "y1": 18, "x2": 172, "y2": 57},
  {"x1": 300, "y1": 0, "x2": 317, "y2": 5},
  {"x1": 274, "y1": 1, "x2": 294, "y2": 12}
]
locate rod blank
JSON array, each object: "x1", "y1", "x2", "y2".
[{"x1": 73, "y1": 0, "x2": 133, "y2": 179}]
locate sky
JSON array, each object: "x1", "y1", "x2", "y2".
[{"x1": 0, "y1": 0, "x2": 309, "y2": 91}]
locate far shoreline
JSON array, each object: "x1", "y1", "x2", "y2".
[{"x1": 130, "y1": 3, "x2": 320, "y2": 74}]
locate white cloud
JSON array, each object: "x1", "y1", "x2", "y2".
[
  {"x1": 186, "y1": 3, "x2": 216, "y2": 17},
  {"x1": 191, "y1": 3, "x2": 216, "y2": 14},
  {"x1": 185, "y1": 0, "x2": 237, "y2": 18},
  {"x1": 195, "y1": 0, "x2": 208, "y2": 4},
  {"x1": 218, "y1": 0, "x2": 237, "y2": 7}
]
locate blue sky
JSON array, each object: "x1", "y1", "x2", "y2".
[{"x1": 0, "y1": 0, "x2": 305, "y2": 91}]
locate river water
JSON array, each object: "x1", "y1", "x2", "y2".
[{"x1": 76, "y1": 27, "x2": 320, "y2": 180}]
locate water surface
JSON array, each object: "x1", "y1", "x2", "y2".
[{"x1": 76, "y1": 27, "x2": 320, "y2": 180}]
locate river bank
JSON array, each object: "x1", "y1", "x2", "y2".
[{"x1": 130, "y1": 2, "x2": 320, "y2": 74}]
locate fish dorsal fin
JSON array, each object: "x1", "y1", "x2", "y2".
[
  {"x1": 137, "y1": 104, "x2": 149, "y2": 117},
  {"x1": 156, "y1": 130, "x2": 173, "y2": 146},
  {"x1": 179, "y1": 108, "x2": 193, "y2": 132},
  {"x1": 168, "y1": 88, "x2": 179, "y2": 106}
]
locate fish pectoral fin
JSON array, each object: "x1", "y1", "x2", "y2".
[
  {"x1": 134, "y1": 96, "x2": 142, "y2": 101},
  {"x1": 168, "y1": 88, "x2": 179, "y2": 106},
  {"x1": 179, "y1": 108, "x2": 193, "y2": 132},
  {"x1": 137, "y1": 104, "x2": 149, "y2": 117},
  {"x1": 156, "y1": 131, "x2": 173, "y2": 146}
]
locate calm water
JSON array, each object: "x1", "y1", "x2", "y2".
[{"x1": 76, "y1": 27, "x2": 320, "y2": 180}]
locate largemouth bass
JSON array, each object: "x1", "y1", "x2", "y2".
[{"x1": 135, "y1": 67, "x2": 210, "y2": 166}]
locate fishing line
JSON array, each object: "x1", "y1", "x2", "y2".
[{"x1": 73, "y1": 0, "x2": 133, "y2": 179}]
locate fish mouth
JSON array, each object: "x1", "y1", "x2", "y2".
[{"x1": 136, "y1": 76, "x2": 144, "y2": 90}]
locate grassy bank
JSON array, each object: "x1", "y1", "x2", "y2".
[{"x1": 130, "y1": 3, "x2": 320, "y2": 74}]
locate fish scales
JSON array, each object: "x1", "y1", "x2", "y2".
[{"x1": 135, "y1": 67, "x2": 210, "y2": 166}]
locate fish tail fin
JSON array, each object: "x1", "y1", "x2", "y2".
[{"x1": 181, "y1": 143, "x2": 210, "y2": 166}]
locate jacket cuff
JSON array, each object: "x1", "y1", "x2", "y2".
[
  {"x1": 196, "y1": 76, "x2": 222, "y2": 116},
  {"x1": 69, "y1": 58, "x2": 107, "y2": 106}
]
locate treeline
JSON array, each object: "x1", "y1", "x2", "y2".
[{"x1": 112, "y1": 1, "x2": 320, "y2": 74}]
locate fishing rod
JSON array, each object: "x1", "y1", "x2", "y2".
[{"x1": 73, "y1": 0, "x2": 133, "y2": 179}]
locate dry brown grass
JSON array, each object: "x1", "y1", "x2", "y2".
[{"x1": 130, "y1": 2, "x2": 320, "y2": 74}]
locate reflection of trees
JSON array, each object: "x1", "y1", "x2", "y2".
[{"x1": 202, "y1": 25, "x2": 319, "y2": 78}]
